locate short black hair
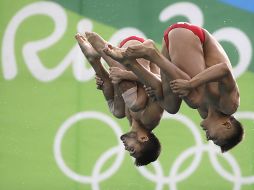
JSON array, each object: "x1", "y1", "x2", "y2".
[
  {"x1": 134, "y1": 133, "x2": 161, "y2": 166},
  {"x1": 220, "y1": 116, "x2": 244, "y2": 153}
]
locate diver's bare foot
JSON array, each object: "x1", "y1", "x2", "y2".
[
  {"x1": 103, "y1": 44, "x2": 127, "y2": 63},
  {"x1": 75, "y1": 33, "x2": 100, "y2": 63},
  {"x1": 85, "y1": 32, "x2": 107, "y2": 53},
  {"x1": 125, "y1": 39, "x2": 157, "y2": 60}
]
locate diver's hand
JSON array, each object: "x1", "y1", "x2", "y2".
[
  {"x1": 144, "y1": 85, "x2": 157, "y2": 101},
  {"x1": 109, "y1": 67, "x2": 125, "y2": 84},
  {"x1": 170, "y1": 79, "x2": 192, "y2": 97},
  {"x1": 95, "y1": 75, "x2": 104, "y2": 90}
]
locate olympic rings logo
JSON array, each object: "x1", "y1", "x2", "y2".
[{"x1": 53, "y1": 111, "x2": 254, "y2": 190}]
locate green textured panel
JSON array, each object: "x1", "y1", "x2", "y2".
[{"x1": 0, "y1": 0, "x2": 253, "y2": 190}]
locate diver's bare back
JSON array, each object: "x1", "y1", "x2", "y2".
[
  {"x1": 168, "y1": 27, "x2": 239, "y2": 115},
  {"x1": 166, "y1": 28, "x2": 206, "y2": 107},
  {"x1": 202, "y1": 30, "x2": 240, "y2": 115}
]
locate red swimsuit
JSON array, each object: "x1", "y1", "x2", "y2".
[
  {"x1": 119, "y1": 36, "x2": 145, "y2": 48},
  {"x1": 163, "y1": 22, "x2": 206, "y2": 50}
]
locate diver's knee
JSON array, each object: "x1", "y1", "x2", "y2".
[
  {"x1": 131, "y1": 92, "x2": 147, "y2": 112},
  {"x1": 113, "y1": 110, "x2": 125, "y2": 119},
  {"x1": 122, "y1": 86, "x2": 145, "y2": 112},
  {"x1": 107, "y1": 99, "x2": 125, "y2": 118},
  {"x1": 142, "y1": 112, "x2": 162, "y2": 131},
  {"x1": 143, "y1": 119, "x2": 160, "y2": 131},
  {"x1": 165, "y1": 107, "x2": 179, "y2": 114}
]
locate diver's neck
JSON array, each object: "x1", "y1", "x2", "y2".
[
  {"x1": 207, "y1": 106, "x2": 228, "y2": 121},
  {"x1": 207, "y1": 106, "x2": 218, "y2": 118},
  {"x1": 131, "y1": 119, "x2": 149, "y2": 136}
]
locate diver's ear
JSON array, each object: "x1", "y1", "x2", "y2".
[
  {"x1": 139, "y1": 135, "x2": 149, "y2": 142},
  {"x1": 223, "y1": 121, "x2": 231, "y2": 129}
]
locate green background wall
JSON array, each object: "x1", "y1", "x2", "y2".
[{"x1": 0, "y1": 0, "x2": 254, "y2": 190}]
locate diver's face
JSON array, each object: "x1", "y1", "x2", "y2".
[
  {"x1": 201, "y1": 118, "x2": 234, "y2": 146},
  {"x1": 120, "y1": 132, "x2": 143, "y2": 158}
]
